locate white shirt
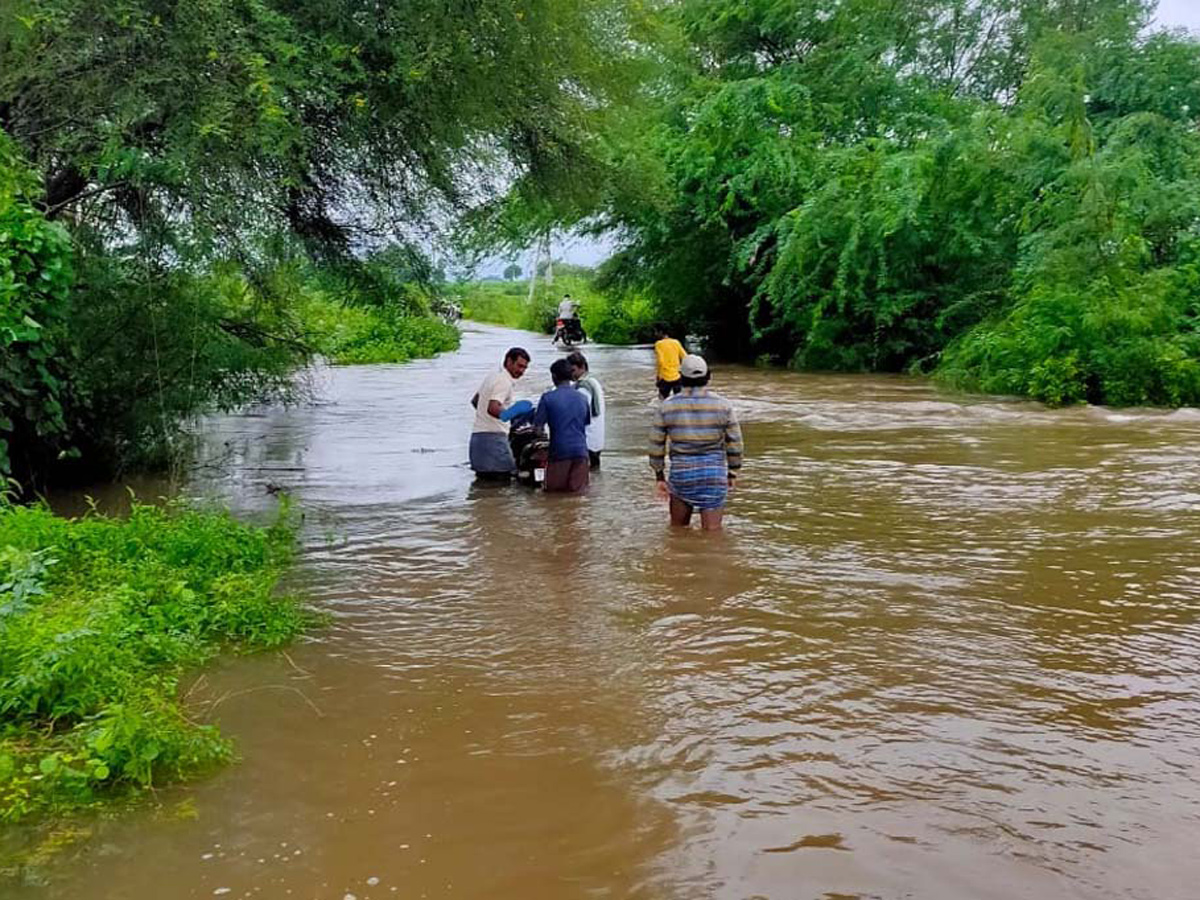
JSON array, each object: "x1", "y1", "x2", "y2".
[
  {"x1": 558, "y1": 299, "x2": 578, "y2": 319},
  {"x1": 472, "y1": 368, "x2": 514, "y2": 435},
  {"x1": 576, "y1": 374, "x2": 606, "y2": 452}
]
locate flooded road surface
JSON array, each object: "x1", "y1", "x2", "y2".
[{"x1": 18, "y1": 322, "x2": 1200, "y2": 899}]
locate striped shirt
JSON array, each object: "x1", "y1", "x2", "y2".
[{"x1": 649, "y1": 387, "x2": 743, "y2": 474}]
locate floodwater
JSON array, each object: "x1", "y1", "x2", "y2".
[{"x1": 15, "y1": 322, "x2": 1200, "y2": 899}]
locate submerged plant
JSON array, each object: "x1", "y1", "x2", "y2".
[{"x1": 0, "y1": 500, "x2": 309, "y2": 826}]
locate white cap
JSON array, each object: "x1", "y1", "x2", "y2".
[{"x1": 680, "y1": 354, "x2": 708, "y2": 378}]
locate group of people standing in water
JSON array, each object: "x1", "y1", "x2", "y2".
[{"x1": 468, "y1": 323, "x2": 742, "y2": 530}]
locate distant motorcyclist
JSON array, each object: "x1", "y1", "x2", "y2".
[
  {"x1": 557, "y1": 293, "x2": 579, "y2": 321},
  {"x1": 554, "y1": 294, "x2": 586, "y2": 345}
]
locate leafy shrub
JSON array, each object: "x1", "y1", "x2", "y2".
[
  {"x1": 0, "y1": 500, "x2": 308, "y2": 824},
  {"x1": 63, "y1": 259, "x2": 307, "y2": 473},
  {"x1": 940, "y1": 267, "x2": 1200, "y2": 406},
  {"x1": 300, "y1": 293, "x2": 460, "y2": 364},
  {"x1": 0, "y1": 132, "x2": 74, "y2": 478},
  {"x1": 584, "y1": 290, "x2": 659, "y2": 344}
]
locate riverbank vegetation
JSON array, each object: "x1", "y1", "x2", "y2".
[
  {"x1": 0, "y1": 496, "x2": 306, "y2": 832},
  {"x1": 291, "y1": 253, "x2": 461, "y2": 365},
  {"x1": 302, "y1": 296, "x2": 459, "y2": 365},
  {"x1": 457, "y1": 280, "x2": 555, "y2": 334}
]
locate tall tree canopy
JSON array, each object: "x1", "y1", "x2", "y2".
[{"x1": 2, "y1": 0, "x2": 642, "y2": 250}]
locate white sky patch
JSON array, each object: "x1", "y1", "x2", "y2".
[{"x1": 1156, "y1": 0, "x2": 1200, "y2": 32}]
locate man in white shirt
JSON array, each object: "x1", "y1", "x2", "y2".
[
  {"x1": 469, "y1": 347, "x2": 530, "y2": 479},
  {"x1": 557, "y1": 294, "x2": 579, "y2": 321}
]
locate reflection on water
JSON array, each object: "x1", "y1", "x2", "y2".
[{"x1": 16, "y1": 322, "x2": 1200, "y2": 900}]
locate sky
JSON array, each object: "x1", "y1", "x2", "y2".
[
  {"x1": 487, "y1": 1, "x2": 1200, "y2": 276},
  {"x1": 1156, "y1": 0, "x2": 1200, "y2": 32}
]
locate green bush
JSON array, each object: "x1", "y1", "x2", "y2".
[
  {"x1": 63, "y1": 259, "x2": 307, "y2": 474},
  {"x1": 940, "y1": 266, "x2": 1200, "y2": 406},
  {"x1": 456, "y1": 282, "x2": 548, "y2": 330},
  {"x1": 581, "y1": 289, "x2": 658, "y2": 344},
  {"x1": 0, "y1": 133, "x2": 74, "y2": 478},
  {"x1": 300, "y1": 293, "x2": 460, "y2": 364},
  {"x1": 0, "y1": 499, "x2": 308, "y2": 824}
]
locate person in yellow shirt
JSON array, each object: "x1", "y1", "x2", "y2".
[{"x1": 653, "y1": 324, "x2": 687, "y2": 399}]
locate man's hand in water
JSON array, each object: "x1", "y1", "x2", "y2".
[{"x1": 655, "y1": 480, "x2": 669, "y2": 501}]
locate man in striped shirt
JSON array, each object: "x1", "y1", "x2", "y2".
[{"x1": 649, "y1": 354, "x2": 743, "y2": 530}]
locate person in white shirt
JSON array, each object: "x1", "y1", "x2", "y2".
[
  {"x1": 469, "y1": 347, "x2": 530, "y2": 479},
  {"x1": 557, "y1": 294, "x2": 579, "y2": 320},
  {"x1": 566, "y1": 351, "x2": 605, "y2": 469}
]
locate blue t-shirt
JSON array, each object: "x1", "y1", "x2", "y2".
[{"x1": 533, "y1": 385, "x2": 591, "y2": 461}]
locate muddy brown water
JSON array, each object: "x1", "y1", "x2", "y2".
[{"x1": 15, "y1": 322, "x2": 1200, "y2": 899}]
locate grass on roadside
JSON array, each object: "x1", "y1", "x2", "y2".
[
  {"x1": 454, "y1": 275, "x2": 657, "y2": 343},
  {"x1": 300, "y1": 294, "x2": 460, "y2": 364},
  {"x1": 0, "y1": 497, "x2": 309, "y2": 829},
  {"x1": 454, "y1": 280, "x2": 554, "y2": 332}
]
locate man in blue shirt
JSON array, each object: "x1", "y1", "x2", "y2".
[{"x1": 533, "y1": 358, "x2": 592, "y2": 493}]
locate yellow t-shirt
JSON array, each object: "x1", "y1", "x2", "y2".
[{"x1": 654, "y1": 337, "x2": 687, "y2": 381}]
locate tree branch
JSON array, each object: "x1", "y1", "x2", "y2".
[{"x1": 44, "y1": 181, "x2": 130, "y2": 219}]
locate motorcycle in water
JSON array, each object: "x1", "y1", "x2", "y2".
[
  {"x1": 507, "y1": 407, "x2": 550, "y2": 487},
  {"x1": 553, "y1": 317, "x2": 586, "y2": 348}
]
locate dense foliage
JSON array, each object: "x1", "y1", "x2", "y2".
[
  {"x1": 301, "y1": 293, "x2": 460, "y2": 365},
  {"x1": 583, "y1": 0, "x2": 1200, "y2": 405},
  {"x1": 0, "y1": 135, "x2": 73, "y2": 477},
  {"x1": 0, "y1": 0, "x2": 645, "y2": 482},
  {"x1": 0, "y1": 498, "x2": 306, "y2": 826}
]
